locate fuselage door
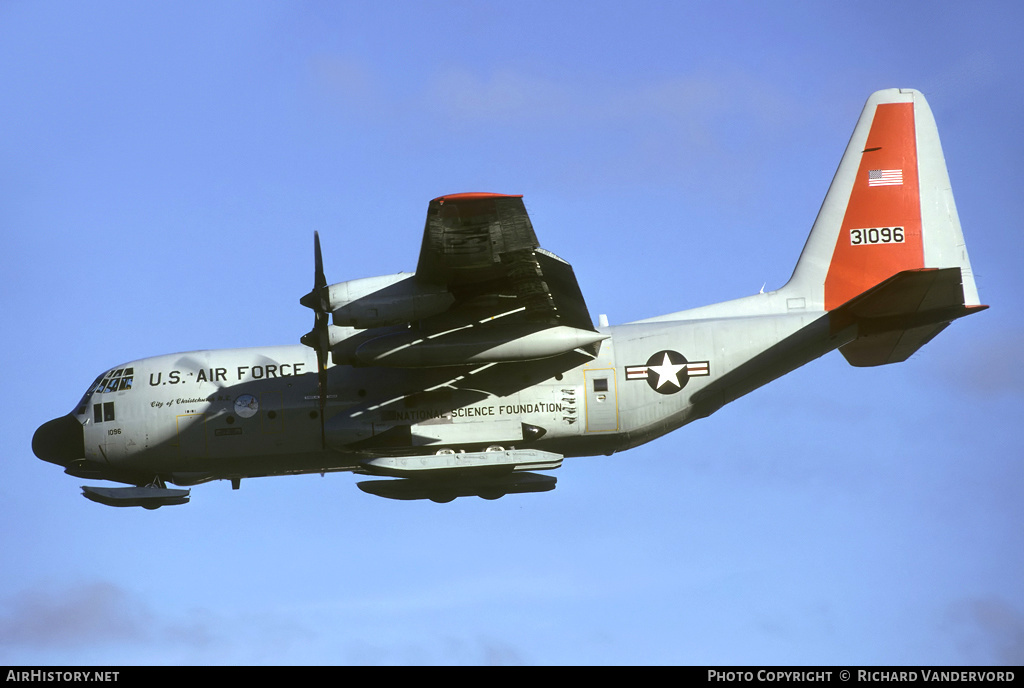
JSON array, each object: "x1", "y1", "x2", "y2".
[{"x1": 583, "y1": 368, "x2": 618, "y2": 433}]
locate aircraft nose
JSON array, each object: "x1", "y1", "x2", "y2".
[{"x1": 33, "y1": 415, "x2": 85, "y2": 466}]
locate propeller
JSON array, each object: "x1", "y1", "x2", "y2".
[{"x1": 300, "y1": 231, "x2": 330, "y2": 449}]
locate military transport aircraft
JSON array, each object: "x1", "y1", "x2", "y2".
[{"x1": 33, "y1": 89, "x2": 986, "y2": 507}]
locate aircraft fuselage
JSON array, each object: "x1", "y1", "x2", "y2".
[
  {"x1": 37, "y1": 305, "x2": 832, "y2": 491},
  {"x1": 33, "y1": 89, "x2": 986, "y2": 505}
]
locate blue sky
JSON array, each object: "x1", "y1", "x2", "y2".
[{"x1": 2, "y1": 1, "x2": 1022, "y2": 665}]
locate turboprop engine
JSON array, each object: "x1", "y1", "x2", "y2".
[{"x1": 328, "y1": 273, "x2": 454, "y2": 329}]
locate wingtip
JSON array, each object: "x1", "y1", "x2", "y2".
[{"x1": 431, "y1": 192, "x2": 523, "y2": 204}]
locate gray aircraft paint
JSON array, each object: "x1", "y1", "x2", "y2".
[{"x1": 33, "y1": 89, "x2": 986, "y2": 506}]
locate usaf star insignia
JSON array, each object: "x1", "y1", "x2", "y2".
[{"x1": 625, "y1": 350, "x2": 710, "y2": 395}]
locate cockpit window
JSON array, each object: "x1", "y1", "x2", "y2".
[
  {"x1": 95, "y1": 368, "x2": 134, "y2": 394},
  {"x1": 93, "y1": 401, "x2": 116, "y2": 423},
  {"x1": 76, "y1": 373, "x2": 105, "y2": 415},
  {"x1": 77, "y1": 367, "x2": 133, "y2": 416}
]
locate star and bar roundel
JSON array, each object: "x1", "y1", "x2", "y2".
[{"x1": 625, "y1": 350, "x2": 710, "y2": 395}]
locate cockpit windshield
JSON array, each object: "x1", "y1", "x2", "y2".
[
  {"x1": 94, "y1": 368, "x2": 134, "y2": 394},
  {"x1": 74, "y1": 367, "x2": 134, "y2": 415}
]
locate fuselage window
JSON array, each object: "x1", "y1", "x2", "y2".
[
  {"x1": 593, "y1": 378, "x2": 609, "y2": 392},
  {"x1": 93, "y1": 402, "x2": 116, "y2": 422}
]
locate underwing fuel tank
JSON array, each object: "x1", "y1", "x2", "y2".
[
  {"x1": 354, "y1": 325, "x2": 609, "y2": 367},
  {"x1": 359, "y1": 448, "x2": 563, "y2": 477},
  {"x1": 357, "y1": 471, "x2": 558, "y2": 502},
  {"x1": 81, "y1": 485, "x2": 191, "y2": 509}
]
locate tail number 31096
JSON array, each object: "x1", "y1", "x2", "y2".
[{"x1": 850, "y1": 227, "x2": 905, "y2": 245}]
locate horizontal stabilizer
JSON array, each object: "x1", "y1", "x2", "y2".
[
  {"x1": 830, "y1": 267, "x2": 987, "y2": 367},
  {"x1": 838, "y1": 322, "x2": 951, "y2": 367}
]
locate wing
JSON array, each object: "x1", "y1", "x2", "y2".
[
  {"x1": 416, "y1": 193, "x2": 595, "y2": 332},
  {"x1": 330, "y1": 193, "x2": 603, "y2": 368}
]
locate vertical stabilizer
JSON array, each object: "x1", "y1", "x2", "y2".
[{"x1": 784, "y1": 88, "x2": 980, "y2": 311}]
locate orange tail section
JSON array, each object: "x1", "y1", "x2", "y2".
[
  {"x1": 783, "y1": 88, "x2": 985, "y2": 365},
  {"x1": 822, "y1": 100, "x2": 924, "y2": 310}
]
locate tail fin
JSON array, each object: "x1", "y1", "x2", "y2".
[
  {"x1": 784, "y1": 88, "x2": 985, "y2": 365},
  {"x1": 787, "y1": 88, "x2": 981, "y2": 309}
]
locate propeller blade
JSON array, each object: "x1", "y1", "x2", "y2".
[
  {"x1": 313, "y1": 230, "x2": 326, "y2": 293},
  {"x1": 299, "y1": 231, "x2": 328, "y2": 311},
  {"x1": 299, "y1": 231, "x2": 331, "y2": 450},
  {"x1": 315, "y1": 313, "x2": 328, "y2": 451}
]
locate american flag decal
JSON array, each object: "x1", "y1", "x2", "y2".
[{"x1": 868, "y1": 169, "x2": 903, "y2": 186}]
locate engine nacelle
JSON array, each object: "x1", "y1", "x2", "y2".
[
  {"x1": 327, "y1": 273, "x2": 454, "y2": 328},
  {"x1": 354, "y1": 324, "x2": 609, "y2": 367}
]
